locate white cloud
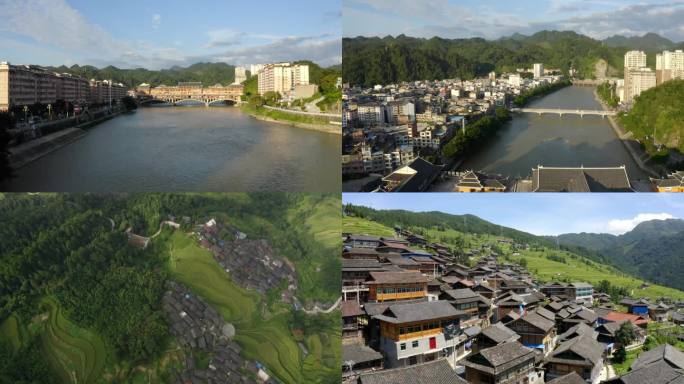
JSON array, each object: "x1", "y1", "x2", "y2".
[
  {"x1": 152, "y1": 14, "x2": 162, "y2": 29},
  {"x1": 606, "y1": 213, "x2": 676, "y2": 234}
]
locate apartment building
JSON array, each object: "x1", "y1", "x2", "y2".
[
  {"x1": 624, "y1": 68, "x2": 656, "y2": 102},
  {"x1": 234, "y1": 67, "x2": 247, "y2": 85},
  {"x1": 257, "y1": 62, "x2": 309, "y2": 96},
  {"x1": 0, "y1": 62, "x2": 90, "y2": 111},
  {"x1": 656, "y1": 50, "x2": 684, "y2": 84},
  {"x1": 89, "y1": 79, "x2": 128, "y2": 105},
  {"x1": 533, "y1": 63, "x2": 544, "y2": 79}
]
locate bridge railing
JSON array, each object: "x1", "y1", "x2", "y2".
[{"x1": 263, "y1": 105, "x2": 341, "y2": 120}]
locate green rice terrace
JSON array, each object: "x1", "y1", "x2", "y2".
[
  {"x1": 0, "y1": 193, "x2": 341, "y2": 383},
  {"x1": 343, "y1": 215, "x2": 684, "y2": 301}
]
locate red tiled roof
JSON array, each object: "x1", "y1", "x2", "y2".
[{"x1": 601, "y1": 311, "x2": 650, "y2": 326}]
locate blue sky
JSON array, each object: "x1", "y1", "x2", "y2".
[
  {"x1": 343, "y1": 0, "x2": 684, "y2": 42},
  {"x1": 0, "y1": 0, "x2": 341, "y2": 69},
  {"x1": 343, "y1": 193, "x2": 684, "y2": 236}
]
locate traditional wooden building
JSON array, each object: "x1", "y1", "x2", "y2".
[
  {"x1": 544, "y1": 334, "x2": 604, "y2": 383},
  {"x1": 463, "y1": 341, "x2": 542, "y2": 384},
  {"x1": 441, "y1": 288, "x2": 492, "y2": 328},
  {"x1": 365, "y1": 271, "x2": 429, "y2": 303},
  {"x1": 507, "y1": 312, "x2": 557, "y2": 355},
  {"x1": 473, "y1": 322, "x2": 520, "y2": 353}
]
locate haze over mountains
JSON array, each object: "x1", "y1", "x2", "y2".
[
  {"x1": 602, "y1": 32, "x2": 684, "y2": 52},
  {"x1": 554, "y1": 219, "x2": 684, "y2": 291}
]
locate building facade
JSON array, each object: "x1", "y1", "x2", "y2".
[
  {"x1": 257, "y1": 62, "x2": 309, "y2": 96},
  {"x1": 234, "y1": 67, "x2": 247, "y2": 85}
]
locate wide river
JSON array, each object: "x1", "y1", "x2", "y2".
[
  {"x1": 2, "y1": 107, "x2": 341, "y2": 192},
  {"x1": 459, "y1": 86, "x2": 647, "y2": 180}
]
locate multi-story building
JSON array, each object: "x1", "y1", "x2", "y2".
[
  {"x1": 89, "y1": 79, "x2": 128, "y2": 105},
  {"x1": 385, "y1": 100, "x2": 415, "y2": 124},
  {"x1": 624, "y1": 68, "x2": 656, "y2": 102},
  {"x1": 375, "y1": 300, "x2": 465, "y2": 368},
  {"x1": 257, "y1": 62, "x2": 309, "y2": 96},
  {"x1": 623, "y1": 51, "x2": 652, "y2": 103},
  {"x1": 366, "y1": 271, "x2": 429, "y2": 303},
  {"x1": 0, "y1": 62, "x2": 90, "y2": 111},
  {"x1": 624, "y1": 51, "x2": 647, "y2": 69},
  {"x1": 234, "y1": 67, "x2": 247, "y2": 85},
  {"x1": 544, "y1": 334, "x2": 604, "y2": 384},
  {"x1": 507, "y1": 312, "x2": 557, "y2": 355},
  {"x1": 533, "y1": 63, "x2": 544, "y2": 79},
  {"x1": 249, "y1": 64, "x2": 264, "y2": 77},
  {"x1": 656, "y1": 50, "x2": 684, "y2": 84},
  {"x1": 357, "y1": 103, "x2": 385, "y2": 126},
  {"x1": 509, "y1": 74, "x2": 522, "y2": 88}
]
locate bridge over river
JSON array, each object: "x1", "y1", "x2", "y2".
[{"x1": 511, "y1": 107, "x2": 616, "y2": 117}]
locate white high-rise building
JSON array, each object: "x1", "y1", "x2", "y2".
[
  {"x1": 257, "y1": 63, "x2": 310, "y2": 96},
  {"x1": 655, "y1": 50, "x2": 684, "y2": 84},
  {"x1": 623, "y1": 51, "x2": 650, "y2": 103},
  {"x1": 508, "y1": 74, "x2": 522, "y2": 87},
  {"x1": 624, "y1": 51, "x2": 647, "y2": 70},
  {"x1": 533, "y1": 63, "x2": 544, "y2": 79},
  {"x1": 250, "y1": 64, "x2": 265, "y2": 77},
  {"x1": 234, "y1": 67, "x2": 247, "y2": 85},
  {"x1": 625, "y1": 68, "x2": 656, "y2": 102}
]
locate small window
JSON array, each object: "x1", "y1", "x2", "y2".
[
  {"x1": 400, "y1": 343, "x2": 406, "y2": 351},
  {"x1": 412, "y1": 340, "x2": 419, "y2": 348}
]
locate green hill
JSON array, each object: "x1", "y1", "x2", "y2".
[
  {"x1": 343, "y1": 30, "x2": 628, "y2": 86},
  {"x1": 618, "y1": 79, "x2": 684, "y2": 157},
  {"x1": 343, "y1": 207, "x2": 684, "y2": 301},
  {"x1": 602, "y1": 33, "x2": 678, "y2": 52},
  {"x1": 555, "y1": 219, "x2": 684, "y2": 291}
]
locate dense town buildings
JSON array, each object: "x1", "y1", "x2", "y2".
[
  {"x1": 341, "y1": 224, "x2": 684, "y2": 384},
  {"x1": 342, "y1": 68, "x2": 564, "y2": 191}
]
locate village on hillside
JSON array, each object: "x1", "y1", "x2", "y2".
[{"x1": 341, "y1": 226, "x2": 684, "y2": 384}]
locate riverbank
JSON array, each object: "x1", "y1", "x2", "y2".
[
  {"x1": 592, "y1": 88, "x2": 662, "y2": 177},
  {"x1": 515, "y1": 79, "x2": 572, "y2": 107},
  {"x1": 8, "y1": 111, "x2": 124, "y2": 169},
  {"x1": 241, "y1": 105, "x2": 341, "y2": 135}
]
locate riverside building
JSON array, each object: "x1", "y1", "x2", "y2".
[{"x1": 257, "y1": 62, "x2": 309, "y2": 96}]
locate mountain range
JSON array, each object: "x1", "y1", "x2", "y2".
[
  {"x1": 553, "y1": 219, "x2": 684, "y2": 291},
  {"x1": 343, "y1": 30, "x2": 684, "y2": 87},
  {"x1": 602, "y1": 32, "x2": 684, "y2": 52}
]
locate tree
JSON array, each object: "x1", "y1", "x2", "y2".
[
  {"x1": 0, "y1": 111, "x2": 14, "y2": 181},
  {"x1": 614, "y1": 345, "x2": 627, "y2": 363},
  {"x1": 615, "y1": 321, "x2": 638, "y2": 347}
]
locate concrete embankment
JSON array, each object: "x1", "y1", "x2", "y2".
[
  {"x1": 592, "y1": 89, "x2": 662, "y2": 177},
  {"x1": 8, "y1": 111, "x2": 124, "y2": 169},
  {"x1": 248, "y1": 113, "x2": 341, "y2": 135},
  {"x1": 9, "y1": 128, "x2": 88, "y2": 169}
]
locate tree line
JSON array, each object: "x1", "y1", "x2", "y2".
[{"x1": 343, "y1": 31, "x2": 627, "y2": 87}]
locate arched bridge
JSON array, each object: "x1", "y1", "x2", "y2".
[
  {"x1": 511, "y1": 108, "x2": 616, "y2": 118},
  {"x1": 146, "y1": 98, "x2": 238, "y2": 107}
]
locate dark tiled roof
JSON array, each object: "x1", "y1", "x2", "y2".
[
  {"x1": 632, "y1": 344, "x2": 684, "y2": 370},
  {"x1": 547, "y1": 334, "x2": 603, "y2": 367},
  {"x1": 481, "y1": 322, "x2": 519, "y2": 344},
  {"x1": 442, "y1": 288, "x2": 490, "y2": 305},
  {"x1": 392, "y1": 158, "x2": 444, "y2": 192},
  {"x1": 341, "y1": 301, "x2": 364, "y2": 317},
  {"x1": 533, "y1": 307, "x2": 556, "y2": 321},
  {"x1": 532, "y1": 166, "x2": 633, "y2": 192},
  {"x1": 359, "y1": 358, "x2": 467, "y2": 384},
  {"x1": 375, "y1": 300, "x2": 463, "y2": 324},
  {"x1": 512, "y1": 312, "x2": 555, "y2": 333},
  {"x1": 343, "y1": 344, "x2": 383, "y2": 364},
  {"x1": 609, "y1": 360, "x2": 684, "y2": 384},
  {"x1": 547, "y1": 371, "x2": 588, "y2": 384},
  {"x1": 367, "y1": 271, "x2": 429, "y2": 284},
  {"x1": 344, "y1": 247, "x2": 381, "y2": 255},
  {"x1": 342, "y1": 259, "x2": 386, "y2": 270},
  {"x1": 558, "y1": 322, "x2": 598, "y2": 342},
  {"x1": 363, "y1": 298, "x2": 428, "y2": 316},
  {"x1": 464, "y1": 341, "x2": 535, "y2": 375}
]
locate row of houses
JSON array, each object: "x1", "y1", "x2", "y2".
[{"x1": 341, "y1": 231, "x2": 684, "y2": 384}]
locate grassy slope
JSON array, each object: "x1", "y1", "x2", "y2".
[
  {"x1": 39, "y1": 298, "x2": 107, "y2": 384},
  {"x1": 167, "y1": 231, "x2": 303, "y2": 384},
  {"x1": 0, "y1": 314, "x2": 25, "y2": 352},
  {"x1": 343, "y1": 217, "x2": 684, "y2": 301}
]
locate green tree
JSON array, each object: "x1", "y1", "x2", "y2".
[{"x1": 615, "y1": 321, "x2": 638, "y2": 347}]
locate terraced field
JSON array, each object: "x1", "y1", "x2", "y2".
[
  {"x1": 167, "y1": 231, "x2": 305, "y2": 384},
  {"x1": 299, "y1": 194, "x2": 341, "y2": 248},
  {"x1": 39, "y1": 298, "x2": 107, "y2": 384},
  {"x1": 342, "y1": 216, "x2": 396, "y2": 237},
  {"x1": 0, "y1": 314, "x2": 25, "y2": 351}
]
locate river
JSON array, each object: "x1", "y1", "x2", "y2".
[
  {"x1": 458, "y1": 86, "x2": 647, "y2": 180},
  {"x1": 1, "y1": 107, "x2": 341, "y2": 192}
]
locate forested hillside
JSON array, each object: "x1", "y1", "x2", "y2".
[
  {"x1": 555, "y1": 219, "x2": 684, "y2": 291},
  {"x1": 343, "y1": 31, "x2": 627, "y2": 86},
  {"x1": 0, "y1": 193, "x2": 341, "y2": 383}
]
